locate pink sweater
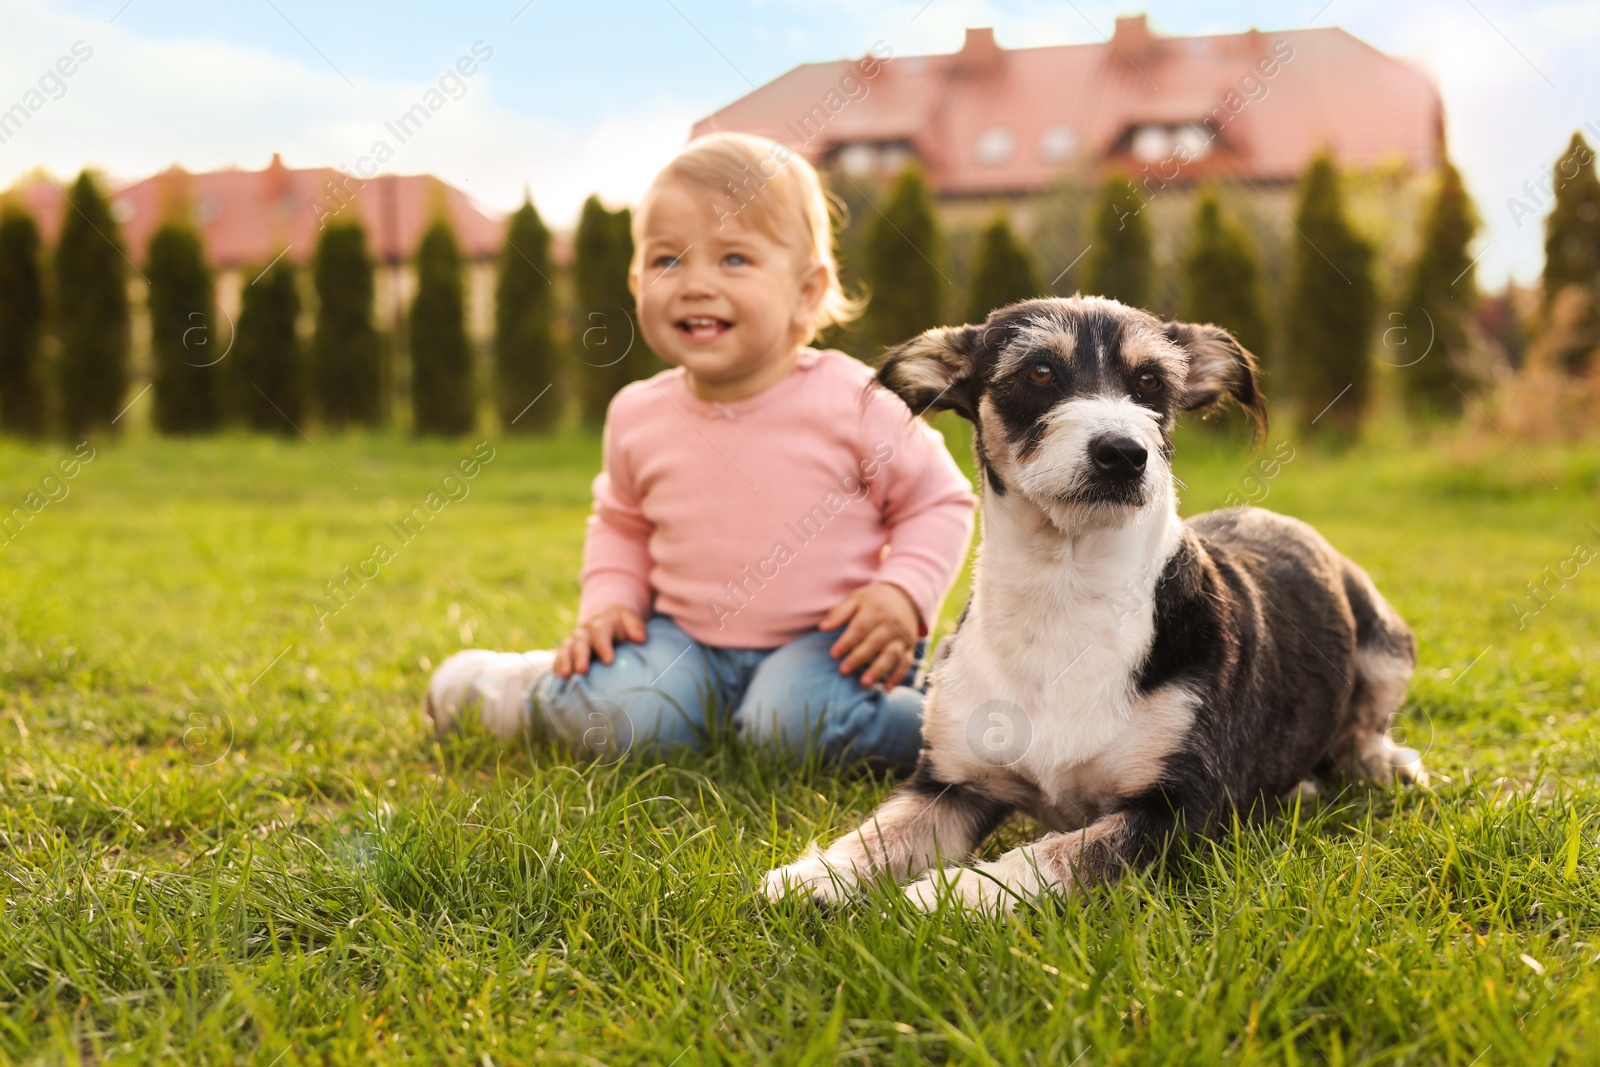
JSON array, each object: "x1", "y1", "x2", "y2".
[{"x1": 578, "y1": 347, "x2": 978, "y2": 649}]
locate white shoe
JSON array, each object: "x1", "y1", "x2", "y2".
[{"x1": 425, "y1": 649, "x2": 556, "y2": 741}]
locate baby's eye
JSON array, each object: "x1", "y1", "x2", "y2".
[
  {"x1": 651, "y1": 254, "x2": 681, "y2": 270},
  {"x1": 722, "y1": 252, "x2": 749, "y2": 267}
]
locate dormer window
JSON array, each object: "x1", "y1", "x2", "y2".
[
  {"x1": 838, "y1": 143, "x2": 875, "y2": 176},
  {"x1": 1038, "y1": 125, "x2": 1078, "y2": 162},
  {"x1": 975, "y1": 126, "x2": 1015, "y2": 165},
  {"x1": 1132, "y1": 123, "x2": 1214, "y2": 163},
  {"x1": 1174, "y1": 124, "x2": 1213, "y2": 160},
  {"x1": 1132, "y1": 125, "x2": 1172, "y2": 163},
  {"x1": 879, "y1": 143, "x2": 913, "y2": 173}
]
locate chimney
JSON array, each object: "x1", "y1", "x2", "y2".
[
  {"x1": 1111, "y1": 14, "x2": 1155, "y2": 57},
  {"x1": 955, "y1": 27, "x2": 1003, "y2": 72},
  {"x1": 264, "y1": 151, "x2": 289, "y2": 202},
  {"x1": 156, "y1": 164, "x2": 191, "y2": 224}
]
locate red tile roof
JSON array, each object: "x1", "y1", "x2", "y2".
[
  {"x1": 10, "y1": 153, "x2": 505, "y2": 267},
  {"x1": 691, "y1": 16, "x2": 1443, "y2": 195}
]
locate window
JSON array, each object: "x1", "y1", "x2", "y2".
[
  {"x1": 975, "y1": 126, "x2": 1015, "y2": 166},
  {"x1": 1132, "y1": 123, "x2": 1215, "y2": 165},
  {"x1": 879, "y1": 144, "x2": 912, "y2": 174},
  {"x1": 838, "y1": 143, "x2": 875, "y2": 177},
  {"x1": 1038, "y1": 125, "x2": 1078, "y2": 162},
  {"x1": 1132, "y1": 125, "x2": 1171, "y2": 163},
  {"x1": 1174, "y1": 123, "x2": 1213, "y2": 160}
]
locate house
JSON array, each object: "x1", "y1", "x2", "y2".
[
  {"x1": 694, "y1": 15, "x2": 1445, "y2": 314},
  {"x1": 13, "y1": 153, "x2": 506, "y2": 345},
  {"x1": 691, "y1": 15, "x2": 1443, "y2": 201}
]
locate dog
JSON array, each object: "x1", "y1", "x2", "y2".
[{"x1": 763, "y1": 296, "x2": 1425, "y2": 914}]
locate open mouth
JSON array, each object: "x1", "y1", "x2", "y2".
[{"x1": 676, "y1": 316, "x2": 733, "y2": 343}]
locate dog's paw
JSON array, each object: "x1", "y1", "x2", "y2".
[
  {"x1": 1288, "y1": 779, "x2": 1319, "y2": 801},
  {"x1": 1388, "y1": 746, "x2": 1430, "y2": 787},
  {"x1": 1373, "y1": 734, "x2": 1430, "y2": 787},
  {"x1": 762, "y1": 851, "x2": 857, "y2": 906},
  {"x1": 903, "y1": 867, "x2": 1016, "y2": 916},
  {"x1": 1351, "y1": 732, "x2": 1430, "y2": 788}
]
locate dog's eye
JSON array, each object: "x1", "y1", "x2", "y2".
[
  {"x1": 1137, "y1": 372, "x2": 1162, "y2": 392},
  {"x1": 1026, "y1": 363, "x2": 1055, "y2": 385}
]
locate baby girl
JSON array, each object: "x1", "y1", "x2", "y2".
[{"x1": 425, "y1": 132, "x2": 975, "y2": 772}]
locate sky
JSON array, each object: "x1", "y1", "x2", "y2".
[{"x1": 1, "y1": 0, "x2": 1596, "y2": 288}]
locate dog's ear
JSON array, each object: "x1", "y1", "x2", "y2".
[
  {"x1": 1163, "y1": 320, "x2": 1267, "y2": 441},
  {"x1": 874, "y1": 324, "x2": 983, "y2": 421}
]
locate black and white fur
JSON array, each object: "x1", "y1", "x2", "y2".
[{"x1": 764, "y1": 296, "x2": 1424, "y2": 914}]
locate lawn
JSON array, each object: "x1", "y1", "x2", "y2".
[{"x1": 1, "y1": 416, "x2": 1597, "y2": 1065}]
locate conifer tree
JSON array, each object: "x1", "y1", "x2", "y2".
[
  {"x1": 410, "y1": 217, "x2": 475, "y2": 435},
  {"x1": 147, "y1": 221, "x2": 222, "y2": 433},
  {"x1": 861, "y1": 164, "x2": 945, "y2": 357},
  {"x1": 822, "y1": 171, "x2": 875, "y2": 346},
  {"x1": 56, "y1": 171, "x2": 130, "y2": 435},
  {"x1": 0, "y1": 206, "x2": 47, "y2": 437},
  {"x1": 1286, "y1": 152, "x2": 1378, "y2": 438},
  {"x1": 495, "y1": 197, "x2": 561, "y2": 433},
  {"x1": 231, "y1": 259, "x2": 304, "y2": 434},
  {"x1": 966, "y1": 211, "x2": 1042, "y2": 322},
  {"x1": 1082, "y1": 175, "x2": 1153, "y2": 309},
  {"x1": 613, "y1": 206, "x2": 660, "y2": 388},
  {"x1": 1180, "y1": 190, "x2": 1270, "y2": 359},
  {"x1": 573, "y1": 195, "x2": 643, "y2": 425},
  {"x1": 1399, "y1": 160, "x2": 1480, "y2": 417},
  {"x1": 1543, "y1": 131, "x2": 1600, "y2": 306},
  {"x1": 311, "y1": 220, "x2": 383, "y2": 427}
]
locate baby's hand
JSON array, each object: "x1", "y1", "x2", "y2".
[
  {"x1": 554, "y1": 605, "x2": 647, "y2": 678},
  {"x1": 820, "y1": 583, "x2": 921, "y2": 688}
]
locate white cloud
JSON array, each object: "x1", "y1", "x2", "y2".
[
  {"x1": 1531, "y1": 3, "x2": 1600, "y2": 40},
  {"x1": 0, "y1": 0, "x2": 699, "y2": 228}
]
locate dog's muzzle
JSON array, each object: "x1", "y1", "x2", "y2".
[{"x1": 1071, "y1": 433, "x2": 1149, "y2": 505}]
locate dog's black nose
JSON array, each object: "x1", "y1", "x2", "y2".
[{"x1": 1090, "y1": 436, "x2": 1148, "y2": 476}]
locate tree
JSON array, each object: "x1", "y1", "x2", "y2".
[
  {"x1": 1082, "y1": 175, "x2": 1153, "y2": 309},
  {"x1": 1543, "y1": 131, "x2": 1600, "y2": 307},
  {"x1": 572, "y1": 195, "x2": 644, "y2": 426},
  {"x1": 147, "y1": 221, "x2": 222, "y2": 434},
  {"x1": 1180, "y1": 190, "x2": 1270, "y2": 360},
  {"x1": 1523, "y1": 284, "x2": 1598, "y2": 376},
  {"x1": 410, "y1": 217, "x2": 475, "y2": 435},
  {"x1": 56, "y1": 171, "x2": 130, "y2": 435},
  {"x1": 966, "y1": 211, "x2": 1042, "y2": 323},
  {"x1": 311, "y1": 220, "x2": 382, "y2": 427},
  {"x1": 1398, "y1": 160, "x2": 1480, "y2": 418},
  {"x1": 495, "y1": 197, "x2": 561, "y2": 433},
  {"x1": 612, "y1": 206, "x2": 659, "y2": 389},
  {"x1": 0, "y1": 206, "x2": 47, "y2": 437},
  {"x1": 231, "y1": 259, "x2": 304, "y2": 434},
  {"x1": 861, "y1": 164, "x2": 945, "y2": 357},
  {"x1": 1286, "y1": 152, "x2": 1378, "y2": 438}
]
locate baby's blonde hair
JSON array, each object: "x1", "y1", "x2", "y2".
[{"x1": 630, "y1": 131, "x2": 862, "y2": 344}]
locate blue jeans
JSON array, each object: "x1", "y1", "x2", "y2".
[{"x1": 527, "y1": 613, "x2": 927, "y2": 771}]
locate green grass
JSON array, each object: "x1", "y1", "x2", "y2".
[{"x1": 1, "y1": 417, "x2": 1598, "y2": 1065}]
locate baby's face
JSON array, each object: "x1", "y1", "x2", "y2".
[{"x1": 633, "y1": 178, "x2": 824, "y2": 399}]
